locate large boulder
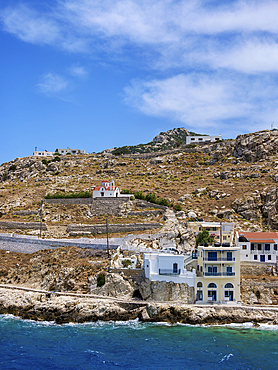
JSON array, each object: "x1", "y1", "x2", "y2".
[{"x1": 139, "y1": 279, "x2": 194, "y2": 303}]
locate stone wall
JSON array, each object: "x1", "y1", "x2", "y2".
[
  {"x1": 0, "y1": 221, "x2": 47, "y2": 231},
  {"x1": 241, "y1": 262, "x2": 277, "y2": 276},
  {"x1": 241, "y1": 278, "x2": 278, "y2": 305},
  {"x1": 43, "y1": 197, "x2": 131, "y2": 216},
  {"x1": 67, "y1": 222, "x2": 162, "y2": 235},
  {"x1": 43, "y1": 198, "x2": 93, "y2": 205}
]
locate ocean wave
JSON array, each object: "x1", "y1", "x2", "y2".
[{"x1": 1, "y1": 313, "x2": 278, "y2": 332}]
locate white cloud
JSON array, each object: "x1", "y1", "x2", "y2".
[
  {"x1": 68, "y1": 64, "x2": 88, "y2": 78},
  {"x1": 37, "y1": 73, "x2": 69, "y2": 95},
  {"x1": 1, "y1": 4, "x2": 60, "y2": 45},
  {"x1": 124, "y1": 73, "x2": 278, "y2": 133}
]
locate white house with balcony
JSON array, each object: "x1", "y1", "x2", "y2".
[
  {"x1": 185, "y1": 135, "x2": 222, "y2": 145},
  {"x1": 144, "y1": 252, "x2": 196, "y2": 286},
  {"x1": 195, "y1": 243, "x2": 240, "y2": 303},
  {"x1": 236, "y1": 231, "x2": 278, "y2": 264}
]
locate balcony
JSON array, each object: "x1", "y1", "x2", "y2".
[
  {"x1": 159, "y1": 269, "x2": 181, "y2": 275},
  {"x1": 203, "y1": 257, "x2": 235, "y2": 262},
  {"x1": 250, "y1": 250, "x2": 274, "y2": 254},
  {"x1": 203, "y1": 272, "x2": 235, "y2": 276}
]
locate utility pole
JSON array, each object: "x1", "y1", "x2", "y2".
[{"x1": 106, "y1": 218, "x2": 110, "y2": 258}]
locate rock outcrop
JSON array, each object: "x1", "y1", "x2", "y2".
[{"x1": 139, "y1": 279, "x2": 194, "y2": 303}]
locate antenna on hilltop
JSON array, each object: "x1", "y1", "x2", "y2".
[{"x1": 271, "y1": 122, "x2": 274, "y2": 130}]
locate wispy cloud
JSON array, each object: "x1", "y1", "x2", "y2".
[
  {"x1": 68, "y1": 64, "x2": 88, "y2": 78},
  {"x1": 124, "y1": 72, "x2": 278, "y2": 134},
  {"x1": 37, "y1": 73, "x2": 69, "y2": 95},
  {"x1": 2, "y1": 0, "x2": 278, "y2": 134}
]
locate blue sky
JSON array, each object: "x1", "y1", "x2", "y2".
[{"x1": 1, "y1": 0, "x2": 278, "y2": 164}]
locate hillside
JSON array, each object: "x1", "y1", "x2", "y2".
[
  {"x1": 109, "y1": 127, "x2": 204, "y2": 155},
  {"x1": 1, "y1": 129, "x2": 278, "y2": 237}
]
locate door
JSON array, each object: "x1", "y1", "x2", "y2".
[
  {"x1": 208, "y1": 290, "x2": 217, "y2": 301},
  {"x1": 173, "y1": 263, "x2": 178, "y2": 273},
  {"x1": 225, "y1": 291, "x2": 234, "y2": 301},
  {"x1": 196, "y1": 291, "x2": 203, "y2": 301},
  {"x1": 260, "y1": 255, "x2": 265, "y2": 262}
]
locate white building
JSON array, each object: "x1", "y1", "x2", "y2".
[
  {"x1": 236, "y1": 231, "x2": 278, "y2": 264},
  {"x1": 57, "y1": 148, "x2": 85, "y2": 155},
  {"x1": 33, "y1": 150, "x2": 54, "y2": 157},
  {"x1": 144, "y1": 252, "x2": 196, "y2": 286},
  {"x1": 185, "y1": 135, "x2": 222, "y2": 145},
  {"x1": 33, "y1": 147, "x2": 85, "y2": 157}
]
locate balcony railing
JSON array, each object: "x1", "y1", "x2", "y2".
[
  {"x1": 159, "y1": 269, "x2": 181, "y2": 275},
  {"x1": 250, "y1": 250, "x2": 274, "y2": 254},
  {"x1": 203, "y1": 272, "x2": 235, "y2": 276},
  {"x1": 203, "y1": 257, "x2": 235, "y2": 261}
]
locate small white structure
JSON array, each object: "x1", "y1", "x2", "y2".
[
  {"x1": 236, "y1": 231, "x2": 278, "y2": 264},
  {"x1": 144, "y1": 252, "x2": 196, "y2": 286},
  {"x1": 186, "y1": 135, "x2": 222, "y2": 145},
  {"x1": 33, "y1": 150, "x2": 54, "y2": 157},
  {"x1": 57, "y1": 148, "x2": 85, "y2": 155},
  {"x1": 33, "y1": 147, "x2": 85, "y2": 157}
]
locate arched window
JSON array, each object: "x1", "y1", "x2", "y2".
[
  {"x1": 224, "y1": 283, "x2": 234, "y2": 289},
  {"x1": 208, "y1": 283, "x2": 217, "y2": 289},
  {"x1": 197, "y1": 282, "x2": 203, "y2": 288}
]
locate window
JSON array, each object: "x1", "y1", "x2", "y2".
[
  {"x1": 200, "y1": 266, "x2": 203, "y2": 272},
  {"x1": 198, "y1": 138, "x2": 203, "y2": 141},
  {"x1": 251, "y1": 244, "x2": 255, "y2": 250},
  {"x1": 208, "y1": 252, "x2": 217, "y2": 261},
  {"x1": 242, "y1": 245, "x2": 247, "y2": 250},
  {"x1": 197, "y1": 265, "x2": 199, "y2": 271},
  {"x1": 197, "y1": 282, "x2": 203, "y2": 288},
  {"x1": 173, "y1": 263, "x2": 178, "y2": 273},
  {"x1": 208, "y1": 283, "x2": 217, "y2": 288},
  {"x1": 265, "y1": 244, "x2": 270, "y2": 251},
  {"x1": 223, "y1": 236, "x2": 227, "y2": 241},
  {"x1": 268, "y1": 255, "x2": 272, "y2": 261},
  {"x1": 226, "y1": 266, "x2": 232, "y2": 275},
  {"x1": 191, "y1": 138, "x2": 195, "y2": 141},
  {"x1": 227, "y1": 252, "x2": 233, "y2": 261},
  {"x1": 274, "y1": 244, "x2": 277, "y2": 251},
  {"x1": 254, "y1": 255, "x2": 257, "y2": 260},
  {"x1": 224, "y1": 283, "x2": 234, "y2": 289},
  {"x1": 258, "y1": 244, "x2": 262, "y2": 250}
]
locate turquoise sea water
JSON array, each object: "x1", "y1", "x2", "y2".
[{"x1": 0, "y1": 315, "x2": 278, "y2": 370}]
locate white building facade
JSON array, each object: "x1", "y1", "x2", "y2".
[
  {"x1": 185, "y1": 135, "x2": 222, "y2": 145},
  {"x1": 236, "y1": 231, "x2": 278, "y2": 264},
  {"x1": 144, "y1": 252, "x2": 196, "y2": 286}
]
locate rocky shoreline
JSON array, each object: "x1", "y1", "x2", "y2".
[{"x1": 1, "y1": 286, "x2": 278, "y2": 325}]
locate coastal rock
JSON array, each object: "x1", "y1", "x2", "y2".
[{"x1": 139, "y1": 279, "x2": 194, "y2": 303}]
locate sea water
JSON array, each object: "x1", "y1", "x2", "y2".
[{"x1": 0, "y1": 315, "x2": 278, "y2": 370}]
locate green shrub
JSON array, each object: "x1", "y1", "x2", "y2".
[
  {"x1": 44, "y1": 191, "x2": 92, "y2": 199},
  {"x1": 42, "y1": 159, "x2": 48, "y2": 165},
  {"x1": 112, "y1": 146, "x2": 130, "y2": 156},
  {"x1": 122, "y1": 259, "x2": 133, "y2": 268},
  {"x1": 97, "y1": 273, "x2": 105, "y2": 287},
  {"x1": 173, "y1": 204, "x2": 182, "y2": 211},
  {"x1": 2, "y1": 173, "x2": 8, "y2": 181},
  {"x1": 8, "y1": 165, "x2": 17, "y2": 171}
]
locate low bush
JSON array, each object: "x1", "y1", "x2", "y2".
[
  {"x1": 97, "y1": 273, "x2": 105, "y2": 287},
  {"x1": 45, "y1": 191, "x2": 92, "y2": 199}
]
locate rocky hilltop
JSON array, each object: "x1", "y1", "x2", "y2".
[{"x1": 1, "y1": 129, "x2": 278, "y2": 234}]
